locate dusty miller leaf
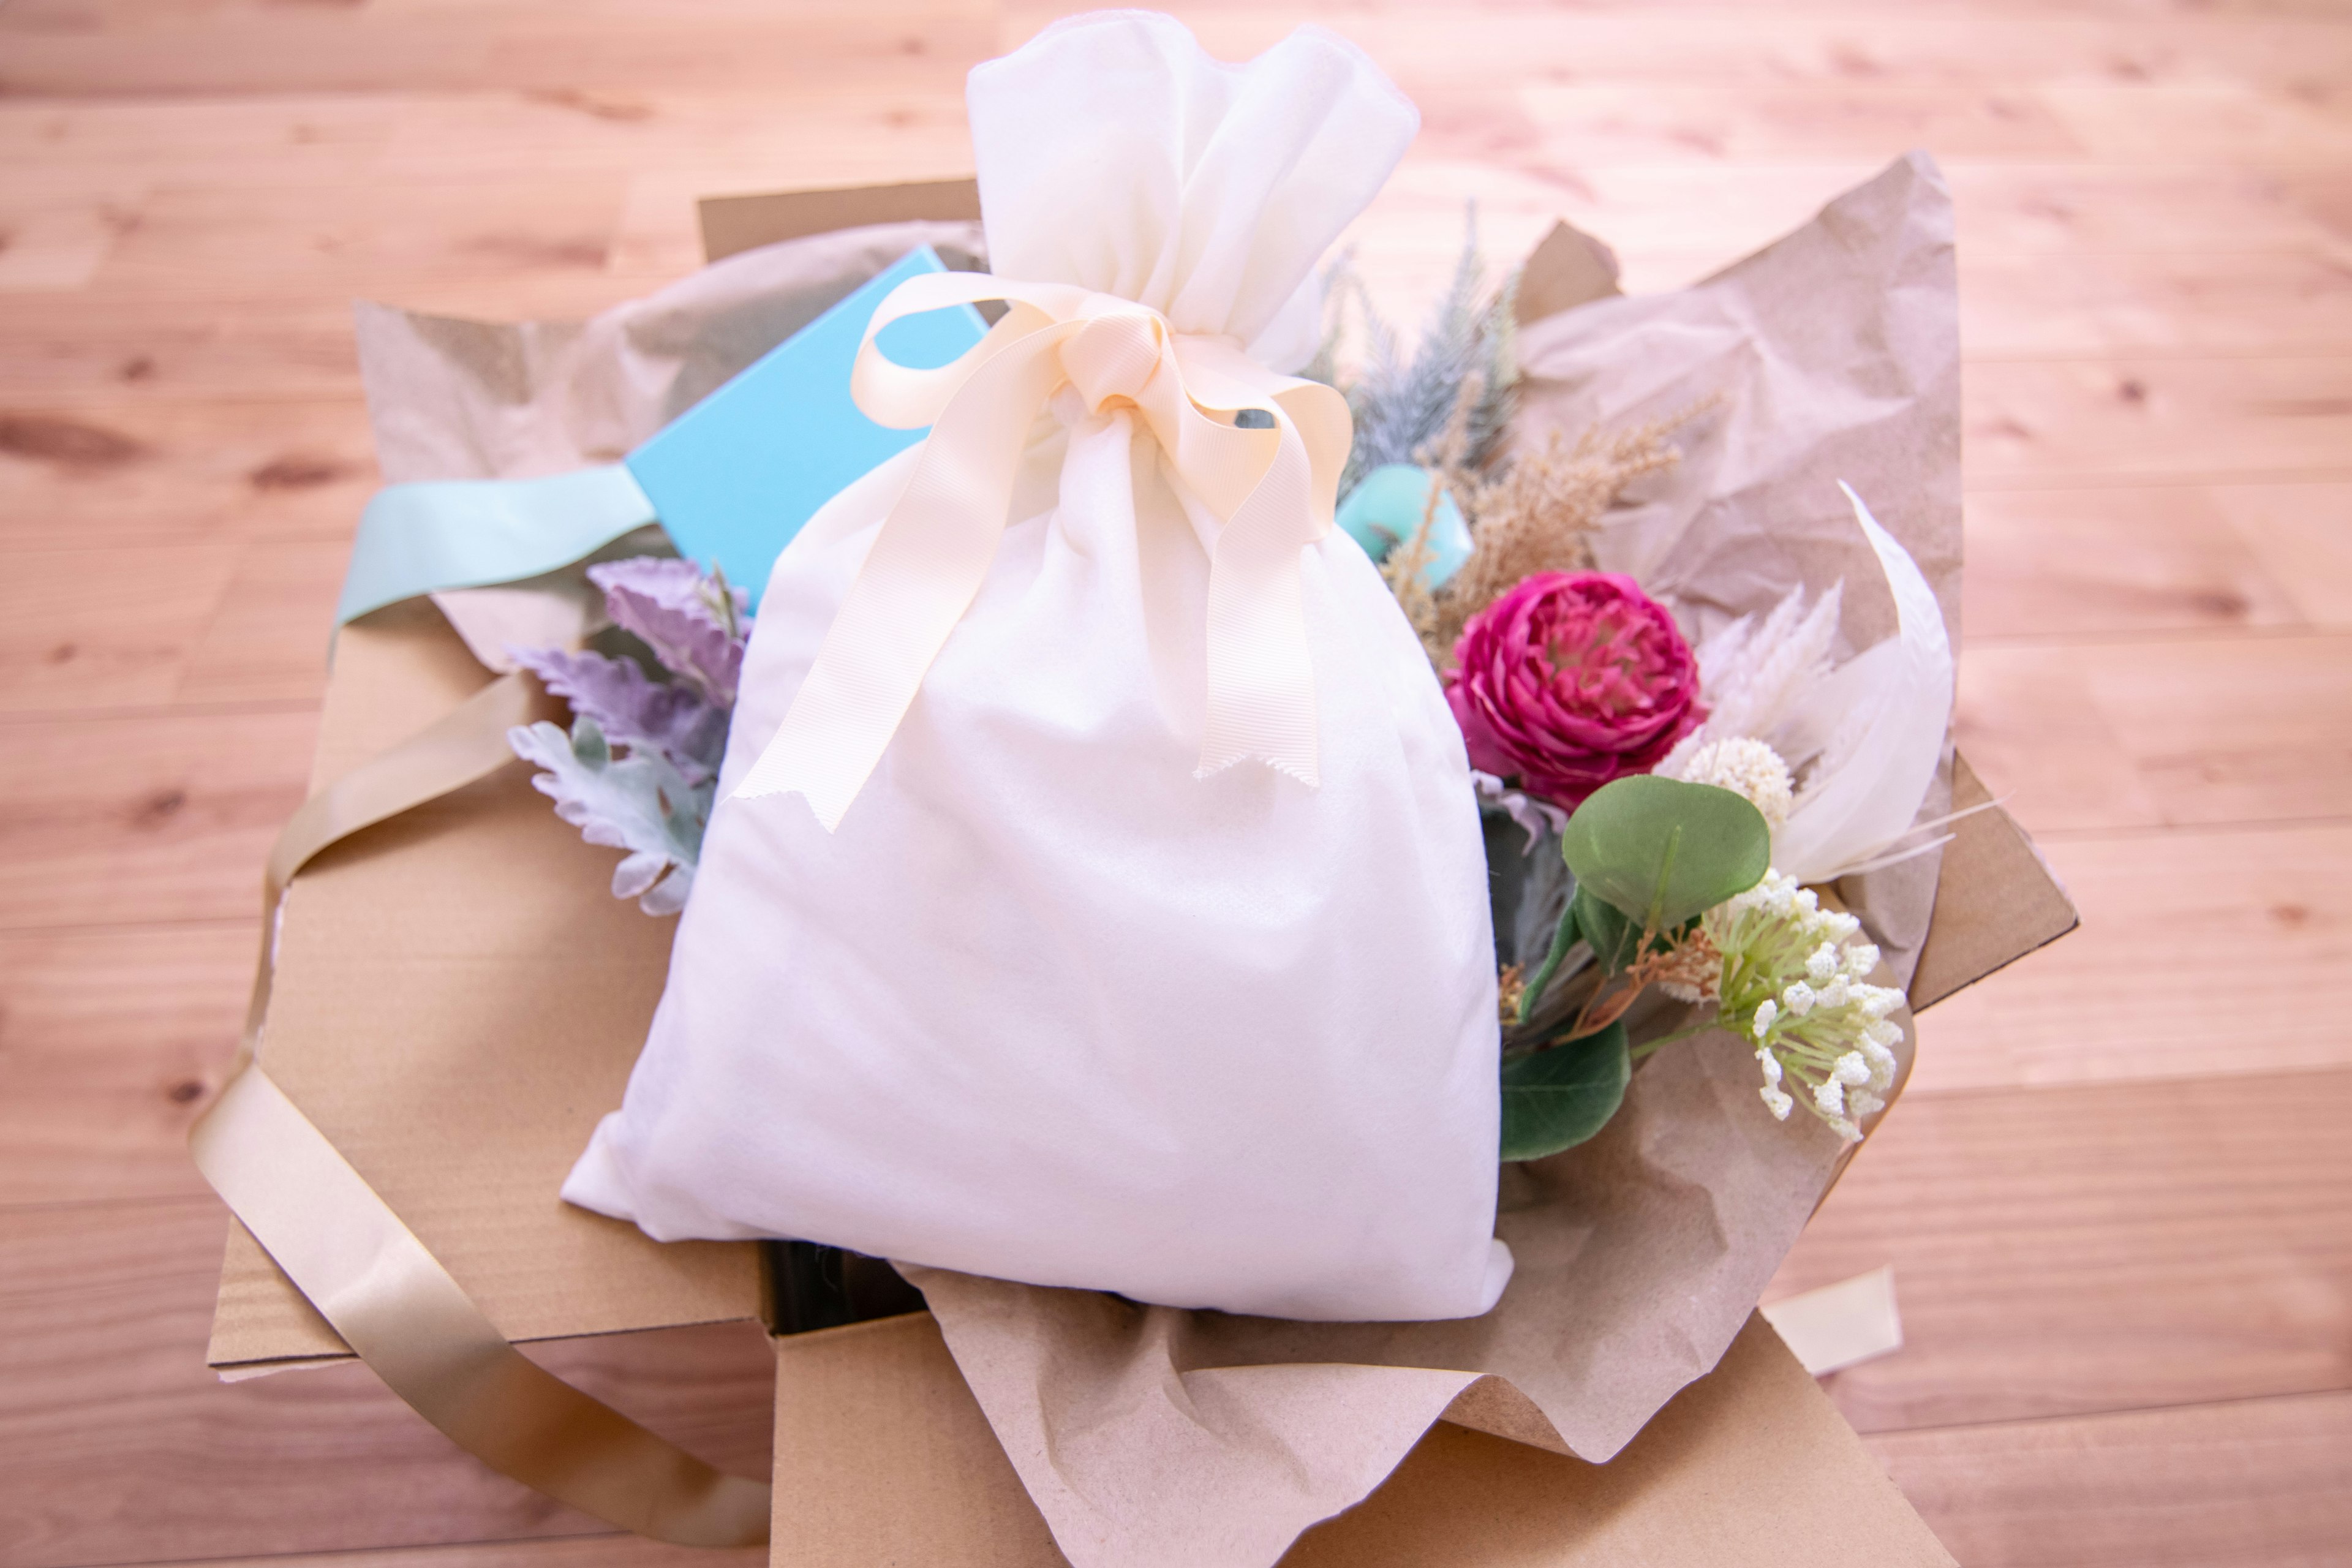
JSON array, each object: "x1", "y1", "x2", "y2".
[
  {"x1": 589, "y1": 557, "x2": 749, "y2": 707},
  {"x1": 508, "y1": 717, "x2": 710, "y2": 916},
  {"x1": 509, "y1": 645, "x2": 728, "y2": 783}
]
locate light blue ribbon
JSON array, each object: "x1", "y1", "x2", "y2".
[{"x1": 335, "y1": 464, "x2": 660, "y2": 626}]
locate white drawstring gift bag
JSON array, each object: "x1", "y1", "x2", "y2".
[{"x1": 564, "y1": 11, "x2": 1513, "y2": 1322}]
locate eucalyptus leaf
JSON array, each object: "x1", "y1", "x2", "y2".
[
  {"x1": 1516, "y1": 892, "x2": 1583, "y2": 1027},
  {"x1": 1559, "y1": 774, "x2": 1771, "y2": 934},
  {"x1": 1499, "y1": 1020, "x2": 1630, "y2": 1161},
  {"x1": 1573, "y1": 884, "x2": 1643, "y2": 975}
]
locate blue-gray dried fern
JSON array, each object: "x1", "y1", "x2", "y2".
[{"x1": 1334, "y1": 206, "x2": 1518, "y2": 498}]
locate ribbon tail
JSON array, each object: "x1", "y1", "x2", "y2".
[
  {"x1": 731, "y1": 323, "x2": 1075, "y2": 829},
  {"x1": 193, "y1": 1069, "x2": 771, "y2": 1547},
  {"x1": 337, "y1": 466, "x2": 659, "y2": 627},
  {"x1": 1195, "y1": 416, "x2": 1322, "y2": 787}
]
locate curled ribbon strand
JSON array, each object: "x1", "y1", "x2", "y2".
[{"x1": 729, "y1": 270, "x2": 1352, "y2": 831}]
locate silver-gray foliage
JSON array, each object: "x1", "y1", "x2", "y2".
[{"x1": 509, "y1": 717, "x2": 709, "y2": 916}]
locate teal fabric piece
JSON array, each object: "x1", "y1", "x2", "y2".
[
  {"x1": 1336, "y1": 462, "x2": 1472, "y2": 588},
  {"x1": 624, "y1": 246, "x2": 989, "y2": 607},
  {"x1": 336, "y1": 463, "x2": 659, "y2": 626}
]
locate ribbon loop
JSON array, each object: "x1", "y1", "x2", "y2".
[{"x1": 732, "y1": 272, "x2": 1352, "y2": 829}]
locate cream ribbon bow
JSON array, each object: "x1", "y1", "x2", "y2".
[{"x1": 730, "y1": 270, "x2": 1352, "y2": 831}]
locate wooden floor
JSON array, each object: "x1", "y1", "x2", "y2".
[{"x1": 4, "y1": 1, "x2": 2351, "y2": 1564}]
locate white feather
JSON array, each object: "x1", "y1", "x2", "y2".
[
  {"x1": 1771, "y1": 484, "x2": 1954, "y2": 884},
  {"x1": 1662, "y1": 582, "x2": 1842, "y2": 778}
]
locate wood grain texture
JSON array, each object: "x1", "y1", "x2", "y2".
[
  {"x1": 1866, "y1": 1392, "x2": 2352, "y2": 1568},
  {"x1": 1, "y1": 0, "x2": 2346, "y2": 1565},
  {"x1": 0, "y1": 1198, "x2": 774, "y2": 1568},
  {"x1": 1768, "y1": 1070, "x2": 2352, "y2": 1434}
]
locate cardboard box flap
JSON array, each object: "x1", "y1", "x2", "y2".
[
  {"x1": 700, "y1": 178, "x2": 981, "y2": 262},
  {"x1": 767, "y1": 1310, "x2": 1954, "y2": 1566},
  {"x1": 1910, "y1": 755, "x2": 2079, "y2": 1012},
  {"x1": 208, "y1": 604, "x2": 763, "y2": 1370}
]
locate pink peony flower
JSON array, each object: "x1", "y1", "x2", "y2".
[{"x1": 1444, "y1": 571, "x2": 1705, "y2": 809}]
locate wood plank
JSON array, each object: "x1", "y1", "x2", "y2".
[
  {"x1": 1964, "y1": 356, "x2": 2352, "y2": 489},
  {"x1": 1954, "y1": 644, "x2": 2166, "y2": 834},
  {"x1": 0, "y1": 920, "x2": 252, "y2": 1206},
  {"x1": 1962, "y1": 633, "x2": 2352, "y2": 832},
  {"x1": 1914, "y1": 822, "x2": 2352, "y2": 1092},
  {"x1": 0, "y1": 1197, "x2": 773, "y2": 1568},
  {"x1": 88, "y1": 176, "x2": 636, "y2": 302},
  {"x1": 1962, "y1": 486, "x2": 2306, "y2": 642},
  {"x1": 0, "y1": 6, "x2": 990, "y2": 98},
  {"x1": 1346, "y1": 159, "x2": 2352, "y2": 325},
  {"x1": 0, "y1": 397, "x2": 377, "y2": 545},
  {"x1": 2040, "y1": 79, "x2": 2352, "y2": 164},
  {"x1": 179, "y1": 535, "x2": 346, "y2": 707},
  {"x1": 1768, "y1": 1069, "x2": 2352, "y2": 1434},
  {"x1": 1958, "y1": 251, "x2": 2352, "y2": 359},
  {"x1": 153, "y1": 1537, "x2": 758, "y2": 1568},
  {"x1": 1864, "y1": 1391, "x2": 2352, "y2": 1568},
  {"x1": 2078, "y1": 632, "x2": 2352, "y2": 826},
  {"x1": 0, "y1": 535, "x2": 345, "y2": 718},
  {"x1": 0, "y1": 295, "x2": 369, "y2": 403},
  {"x1": 0, "y1": 707, "x2": 315, "y2": 932},
  {"x1": 1517, "y1": 81, "x2": 2089, "y2": 164},
  {"x1": 0, "y1": 545, "x2": 239, "y2": 713},
  {"x1": 2215, "y1": 480, "x2": 2352, "y2": 629},
  {"x1": 1100, "y1": 7, "x2": 2352, "y2": 93}
]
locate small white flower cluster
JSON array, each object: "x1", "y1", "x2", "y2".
[
  {"x1": 1703, "y1": 869, "x2": 1904, "y2": 1144},
  {"x1": 1673, "y1": 737, "x2": 1795, "y2": 829}
]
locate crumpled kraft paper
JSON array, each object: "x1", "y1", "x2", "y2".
[
  {"x1": 895, "y1": 151, "x2": 1961, "y2": 1568},
  {"x1": 349, "y1": 217, "x2": 984, "y2": 667}
]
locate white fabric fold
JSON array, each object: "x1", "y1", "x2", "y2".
[{"x1": 567, "y1": 12, "x2": 1511, "y2": 1322}]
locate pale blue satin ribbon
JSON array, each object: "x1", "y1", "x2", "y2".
[{"x1": 334, "y1": 464, "x2": 660, "y2": 625}]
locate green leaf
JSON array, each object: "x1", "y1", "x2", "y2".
[
  {"x1": 1499, "y1": 1021, "x2": 1631, "y2": 1161},
  {"x1": 1559, "y1": 775, "x2": 1771, "y2": 935},
  {"x1": 1516, "y1": 892, "x2": 1583, "y2": 1026},
  {"x1": 1572, "y1": 884, "x2": 1641, "y2": 974}
]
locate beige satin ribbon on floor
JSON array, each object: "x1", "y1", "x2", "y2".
[
  {"x1": 730, "y1": 270, "x2": 1351, "y2": 829},
  {"x1": 192, "y1": 669, "x2": 772, "y2": 1548}
]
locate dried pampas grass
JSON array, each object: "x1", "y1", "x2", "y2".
[{"x1": 1382, "y1": 374, "x2": 1706, "y2": 667}]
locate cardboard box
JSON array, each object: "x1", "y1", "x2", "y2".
[{"x1": 209, "y1": 180, "x2": 2073, "y2": 1562}]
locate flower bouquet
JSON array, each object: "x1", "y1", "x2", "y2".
[{"x1": 194, "y1": 12, "x2": 2068, "y2": 1568}]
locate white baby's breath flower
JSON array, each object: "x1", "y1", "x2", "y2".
[{"x1": 1700, "y1": 867, "x2": 1907, "y2": 1145}]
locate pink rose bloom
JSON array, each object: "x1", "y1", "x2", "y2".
[{"x1": 1444, "y1": 571, "x2": 1705, "y2": 810}]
